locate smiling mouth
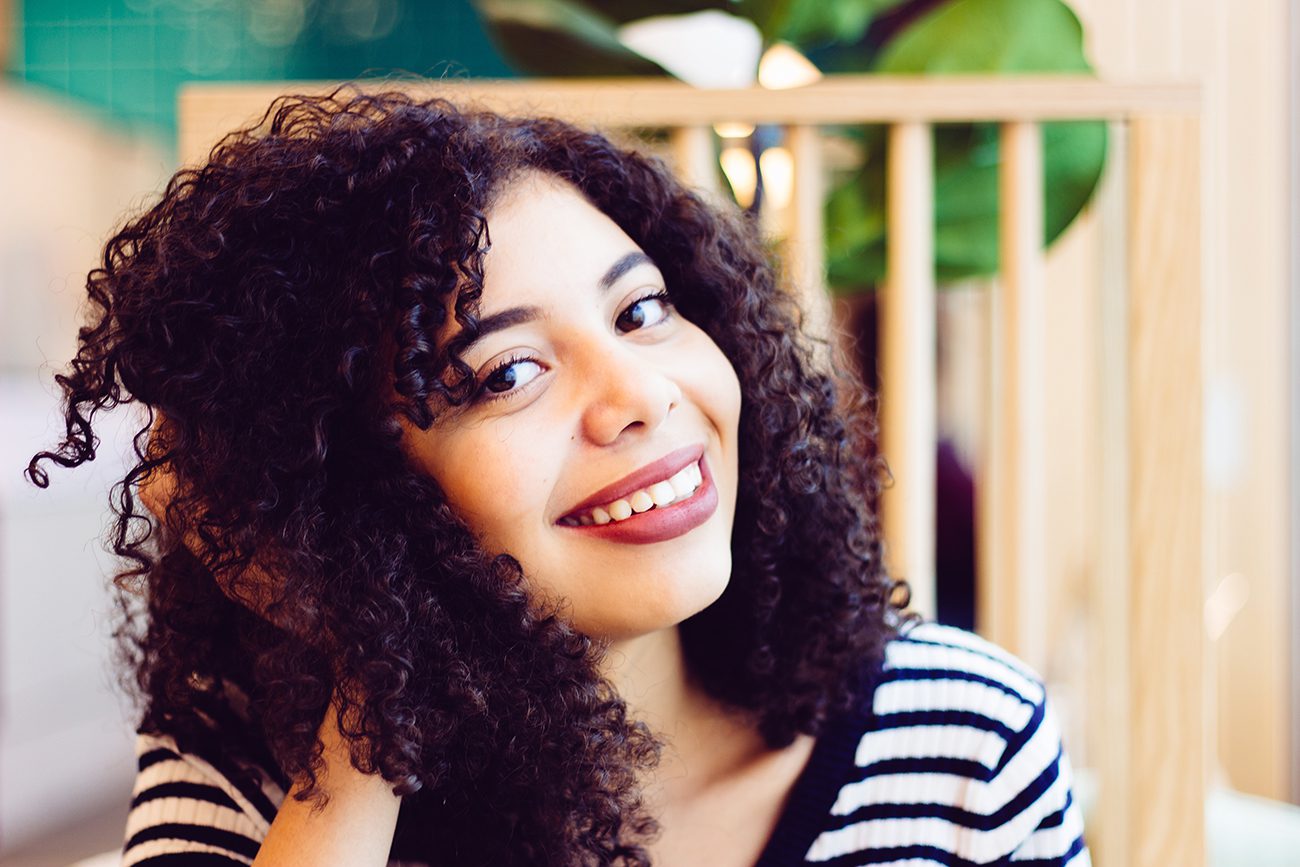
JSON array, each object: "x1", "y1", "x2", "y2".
[
  {"x1": 556, "y1": 454, "x2": 719, "y2": 545},
  {"x1": 557, "y1": 458, "x2": 704, "y2": 526}
]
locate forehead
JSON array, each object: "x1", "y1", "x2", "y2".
[
  {"x1": 478, "y1": 173, "x2": 644, "y2": 307},
  {"x1": 486, "y1": 171, "x2": 637, "y2": 272},
  {"x1": 434, "y1": 173, "x2": 655, "y2": 356}
]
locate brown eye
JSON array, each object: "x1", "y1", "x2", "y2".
[
  {"x1": 616, "y1": 291, "x2": 673, "y2": 333},
  {"x1": 477, "y1": 356, "x2": 543, "y2": 402}
]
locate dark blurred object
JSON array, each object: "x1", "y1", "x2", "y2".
[
  {"x1": 848, "y1": 291, "x2": 976, "y2": 631},
  {"x1": 934, "y1": 439, "x2": 976, "y2": 630}
]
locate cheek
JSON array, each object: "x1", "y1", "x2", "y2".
[
  {"x1": 723, "y1": 355, "x2": 743, "y2": 424},
  {"x1": 690, "y1": 338, "x2": 742, "y2": 431},
  {"x1": 436, "y1": 430, "x2": 554, "y2": 546}
]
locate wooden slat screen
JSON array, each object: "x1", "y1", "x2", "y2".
[{"x1": 179, "y1": 76, "x2": 1205, "y2": 867}]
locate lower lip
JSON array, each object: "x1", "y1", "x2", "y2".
[{"x1": 556, "y1": 455, "x2": 719, "y2": 545}]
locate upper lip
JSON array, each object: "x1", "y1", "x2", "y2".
[{"x1": 558, "y1": 443, "x2": 706, "y2": 522}]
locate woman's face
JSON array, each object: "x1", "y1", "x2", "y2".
[{"x1": 404, "y1": 172, "x2": 742, "y2": 641}]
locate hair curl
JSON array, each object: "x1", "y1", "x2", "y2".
[{"x1": 28, "y1": 85, "x2": 912, "y2": 866}]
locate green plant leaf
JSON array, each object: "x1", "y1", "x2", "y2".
[
  {"x1": 877, "y1": 0, "x2": 1089, "y2": 72},
  {"x1": 826, "y1": 0, "x2": 1109, "y2": 290},
  {"x1": 729, "y1": 0, "x2": 794, "y2": 42},
  {"x1": 471, "y1": 0, "x2": 671, "y2": 76},
  {"x1": 778, "y1": 0, "x2": 911, "y2": 45}
]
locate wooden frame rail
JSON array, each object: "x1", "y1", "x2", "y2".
[{"x1": 179, "y1": 75, "x2": 1205, "y2": 867}]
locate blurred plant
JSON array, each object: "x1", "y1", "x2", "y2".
[{"x1": 472, "y1": 0, "x2": 1106, "y2": 291}]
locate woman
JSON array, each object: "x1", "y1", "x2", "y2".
[{"x1": 28, "y1": 87, "x2": 1089, "y2": 866}]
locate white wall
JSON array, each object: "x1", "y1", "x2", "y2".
[{"x1": 0, "y1": 83, "x2": 169, "y2": 853}]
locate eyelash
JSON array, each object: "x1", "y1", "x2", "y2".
[{"x1": 472, "y1": 290, "x2": 675, "y2": 405}]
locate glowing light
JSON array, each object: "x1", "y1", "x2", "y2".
[
  {"x1": 759, "y1": 146, "x2": 794, "y2": 211},
  {"x1": 1204, "y1": 572, "x2": 1249, "y2": 641},
  {"x1": 720, "y1": 145, "x2": 757, "y2": 208},
  {"x1": 758, "y1": 43, "x2": 822, "y2": 90},
  {"x1": 713, "y1": 122, "x2": 755, "y2": 139}
]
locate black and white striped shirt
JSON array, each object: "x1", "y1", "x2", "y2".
[{"x1": 122, "y1": 622, "x2": 1090, "y2": 866}]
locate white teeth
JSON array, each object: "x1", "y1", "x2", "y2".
[
  {"x1": 668, "y1": 466, "x2": 694, "y2": 498},
  {"x1": 564, "y1": 459, "x2": 705, "y2": 526},
  {"x1": 649, "y1": 481, "x2": 676, "y2": 506}
]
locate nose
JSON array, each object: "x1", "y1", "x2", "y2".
[{"x1": 580, "y1": 343, "x2": 682, "y2": 446}]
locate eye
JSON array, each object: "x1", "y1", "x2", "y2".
[
  {"x1": 475, "y1": 353, "x2": 544, "y2": 403},
  {"x1": 616, "y1": 290, "x2": 674, "y2": 334},
  {"x1": 469, "y1": 291, "x2": 673, "y2": 406}
]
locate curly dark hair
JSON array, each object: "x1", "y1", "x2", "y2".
[{"x1": 27, "y1": 85, "x2": 911, "y2": 866}]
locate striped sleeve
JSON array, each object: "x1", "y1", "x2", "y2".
[
  {"x1": 803, "y1": 622, "x2": 1092, "y2": 865},
  {"x1": 987, "y1": 681, "x2": 1090, "y2": 866},
  {"x1": 122, "y1": 733, "x2": 283, "y2": 867},
  {"x1": 1004, "y1": 733, "x2": 1090, "y2": 866}
]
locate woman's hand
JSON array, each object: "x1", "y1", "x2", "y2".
[
  {"x1": 138, "y1": 471, "x2": 174, "y2": 525},
  {"x1": 251, "y1": 690, "x2": 404, "y2": 867},
  {"x1": 138, "y1": 413, "x2": 180, "y2": 522}
]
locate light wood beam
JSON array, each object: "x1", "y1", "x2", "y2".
[
  {"x1": 669, "y1": 125, "x2": 719, "y2": 197},
  {"x1": 978, "y1": 122, "x2": 1049, "y2": 675},
  {"x1": 784, "y1": 124, "x2": 830, "y2": 354},
  {"x1": 881, "y1": 121, "x2": 937, "y2": 621},
  {"x1": 178, "y1": 78, "x2": 1201, "y2": 167},
  {"x1": 1125, "y1": 113, "x2": 1206, "y2": 867}
]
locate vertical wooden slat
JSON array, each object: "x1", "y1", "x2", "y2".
[
  {"x1": 1291, "y1": 0, "x2": 1300, "y2": 808},
  {"x1": 881, "y1": 122, "x2": 937, "y2": 621},
  {"x1": 1092, "y1": 120, "x2": 1134, "y2": 867},
  {"x1": 669, "y1": 125, "x2": 719, "y2": 197},
  {"x1": 785, "y1": 124, "x2": 831, "y2": 350},
  {"x1": 978, "y1": 122, "x2": 1049, "y2": 674},
  {"x1": 1126, "y1": 114, "x2": 1205, "y2": 867}
]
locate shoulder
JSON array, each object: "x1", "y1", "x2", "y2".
[
  {"x1": 874, "y1": 620, "x2": 1047, "y2": 729},
  {"x1": 124, "y1": 707, "x2": 288, "y2": 866},
  {"x1": 804, "y1": 621, "x2": 1090, "y2": 865}
]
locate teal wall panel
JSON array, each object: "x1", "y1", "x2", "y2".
[{"x1": 9, "y1": 0, "x2": 514, "y2": 146}]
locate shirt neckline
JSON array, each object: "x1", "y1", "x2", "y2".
[{"x1": 749, "y1": 701, "x2": 876, "y2": 867}]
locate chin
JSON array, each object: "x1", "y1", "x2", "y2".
[{"x1": 580, "y1": 559, "x2": 732, "y2": 643}]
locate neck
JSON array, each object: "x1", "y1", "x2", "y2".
[
  {"x1": 600, "y1": 626, "x2": 692, "y2": 735},
  {"x1": 599, "y1": 626, "x2": 766, "y2": 797}
]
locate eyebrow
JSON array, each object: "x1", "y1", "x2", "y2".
[{"x1": 458, "y1": 251, "x2": 656, "y2": 355}]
